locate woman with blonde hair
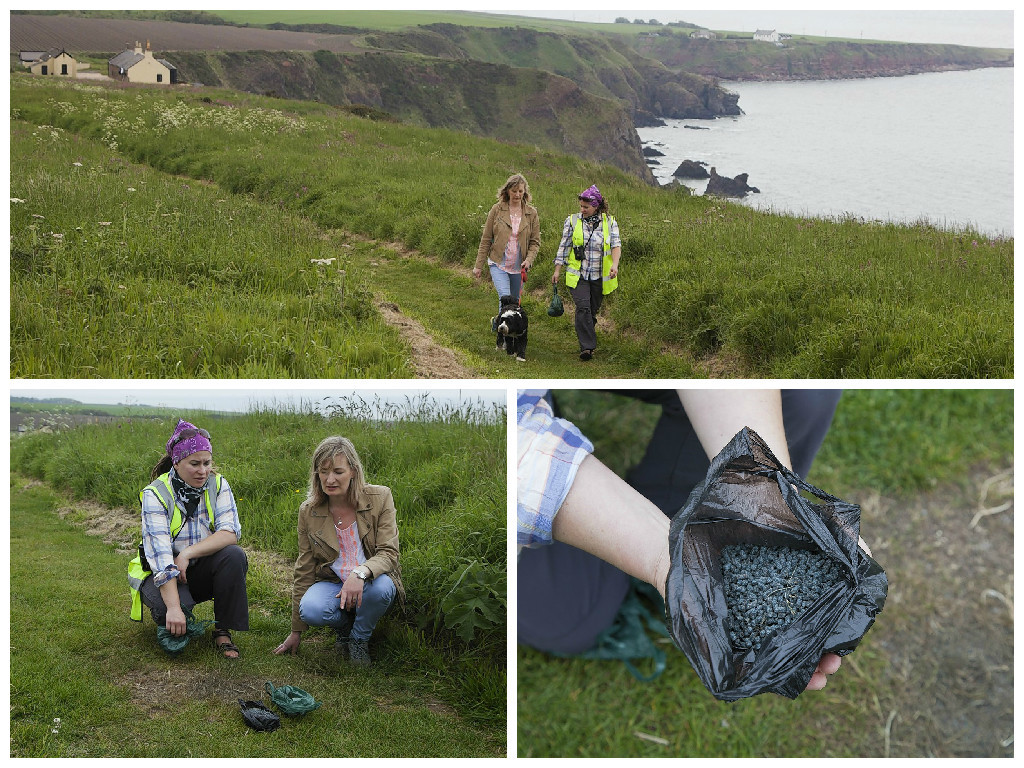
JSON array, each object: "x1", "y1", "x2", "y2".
[
  {"x1": 474, "y1": 173, "x2": 541, "y2": 329},
  {"x1": 273, "y1": 436, "x2": 404, "y2": 666}
]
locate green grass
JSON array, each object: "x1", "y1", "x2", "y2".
[
  {"x1": 9, "y1": 476, "x2": 504, "y2": 757},
  {"x1": 517, "y1": 388, "x2": 1012, "y2": 756},
  {"x1": 10, "y1": 400, "x2": 506, "y2": 746},
  {"x1": 10, "y1": 75, "x2": 1013, "y2": 378}
]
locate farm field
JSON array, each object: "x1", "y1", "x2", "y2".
[
  {"x1": 10, "y1": 75, "x2": 1013, "y2": 378},
  {"x1": 10, "y1": 401, "x2": 506, "y2": 757}
]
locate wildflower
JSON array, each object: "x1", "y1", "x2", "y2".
[
  {"x1": 72, "y1": 162, "x2": 83, "y2": 167},
  {"x1": 11, "y1": 198, "x2": 25, "y2": 204},
  {"x1": 32, "y1": 213, "x2": 44, "y2": 219},
  {"x1": 98, "y1": 221, "x2": 111, "y2": 226},
  {"x1": 51, "y1": 233, "x2": 64, "y2": 240},
  {"x1": 127, "y1": 187, "x2": 136, "y2": 193},
  {"x1": 118, "y1": 285, "x2": 127, "y2": 290}
]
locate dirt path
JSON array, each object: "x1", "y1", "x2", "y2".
[
  {"x1": 375, "y1": 299, "x2": 476, "y2": 379},
  {"x1": 856, "y1": 464, "x2": 1013, "y2": 757}
]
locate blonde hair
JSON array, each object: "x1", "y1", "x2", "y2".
[
  {"x1": 496, "y1": 173, "x2": 531, "y2": 204},
  {"x1": 300, "y1": 436, "x2": 367, "y2": 513}
]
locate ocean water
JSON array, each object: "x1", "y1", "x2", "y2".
[{"x1": 638, "y1": 67, "x2": 1013, "y2": 237}]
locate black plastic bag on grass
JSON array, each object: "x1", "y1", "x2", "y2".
[
  {"x1": 239, "y1": 699, "x2": 281, "y2": 732},
  {"x1": 665, "y1": 427, "x2": 887, "y2": 701}
]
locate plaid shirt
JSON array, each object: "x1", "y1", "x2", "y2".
[
  {"x1": 554, "y1": 213, "x2": 621, "y2": 281},
  {"x1": 517, "y1": 390, "x2": 594, "y2": 549},
  {"x1": 141, "y1": 470, "x2": 242, "y2": 587}
]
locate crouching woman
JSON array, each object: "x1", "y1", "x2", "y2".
[
  {"x1": 128, "y1": 419, "x2": 249, "y2": 658},
  {"x1": 274, "y1": 436, "x2": 405, "y2": 666}
]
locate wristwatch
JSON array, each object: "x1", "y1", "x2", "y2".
[{"x1": 354, "y1": 567, "x2": 370, "y2": 581}]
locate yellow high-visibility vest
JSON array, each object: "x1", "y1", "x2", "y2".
[
  {"x1": 128, "y1": 472, "x2": 220, "y2": 621},
  {"x1": 565, "y1": 213, "x2": 618, "y2": 294}
]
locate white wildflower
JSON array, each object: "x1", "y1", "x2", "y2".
[
  {"x1": 11, "y1": 198, "x2": 25, "y2": 204},
  {"x1": 126, "y1": 187, "x2": 136, "y2": 193},
  {"x1": 72, "y1": 162, "x2": 83, "y2": 167}
]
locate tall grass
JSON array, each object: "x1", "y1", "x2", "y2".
[
  {"x1": 10, "y1": 400, "x2": 506, "y2": 724},
  {"x1": 10, "y1": 75, "x2": 1013, "y2": 377}
]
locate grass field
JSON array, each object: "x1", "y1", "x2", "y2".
[
  {"x1": 9, "y1": 401, "x2": 506, "y2": 756},
  {"x1": 10, "y1": 75, "x2": 1013, "y2": 378},
  {"x1": 517, "y1": 388, "x2": 1013, "y2": 757}
]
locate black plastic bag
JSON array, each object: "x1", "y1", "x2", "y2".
[
  {"x1": 239, "y1": 699, "x2": 281, "y2": 732},
  {"x1": 665, "y1": 427, "x2": 887, "y2": 701}
]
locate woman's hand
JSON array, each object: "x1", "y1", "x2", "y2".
[
  {"x1": 164, "y1": 605, "x2": 187, "y2": 637},
  {"x1": 805, "y1": 653, "x2": 842, "y2": 691},
  {"x1": 472, "y1": 267, "x2": 482, "y2": 279},
  {"x1": 337, "y1": 575, "x2": 364, "y2": 611},
  {"x1": 273, "y1": 632, "x2": 302, "y2": 656},
  {"x1": 173, "y1": 552, "x2": 190, "y2": 583}
]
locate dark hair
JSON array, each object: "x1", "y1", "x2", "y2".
[{"x1": 150, "y1": 454, "x2": 173, "y2": 480}]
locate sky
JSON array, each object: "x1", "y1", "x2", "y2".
[
  {"x1": 491, "y1": 9, "x2": 1014, "y2": 49},
  {"x1": 10, "y1": 383, "x2": 507, "y2": 415}
]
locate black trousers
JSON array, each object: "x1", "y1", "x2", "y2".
[
  {"x1": 569, "y1": 278, "x2": 604, "y2": 352},
  {"x1": 139, "y1": 544, "x2": 250, "y2": 631},
  {"x1": 518, "y1": 390, "x2": 842, "y2": 654}
]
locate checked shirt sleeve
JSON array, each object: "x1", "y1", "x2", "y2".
[
  {"x1": 212, "y1": 477, "x2": 242, "y2": 540},
  {"x1": 140, "y1": 488, "x2": 179, "y2": 588},
  {"x1": 553, "y1": 216, "x2": 575, "y2": 266},
  {"x1": 517, "y1": 390, "x2": 594, "y2": 549}
]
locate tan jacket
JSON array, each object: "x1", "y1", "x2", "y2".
[
  {"x1": 290, "y1": 484, "x2": 405, "y2": 632},
  {"x1": 475, "y1": 201, "x2": 541, "y2": 272}
]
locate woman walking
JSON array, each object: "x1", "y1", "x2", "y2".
[
  {"x1": 474, "y1": 173, "x2": 541, "y2": 329},
  {"x1": 552, "y1": 184, "x2": 621, "y2": 361}
]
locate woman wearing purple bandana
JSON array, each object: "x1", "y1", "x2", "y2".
[
  {"x1": 553, "y1": 184, "x2": 622, "y2": 361},
  {"x1": 129, "y1": 419, "x2": 248, "y2": 658}
]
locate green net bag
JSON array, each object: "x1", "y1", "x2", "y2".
[
  {"x1": 156, "y1": 609, "x2": 213, "y2": 655},
  {"x1": 265, "y1": 681, "x2": 322, "y2": 716}
]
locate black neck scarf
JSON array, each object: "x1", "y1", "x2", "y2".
[{"x1": 170, "y1": 468, "x2": 205, "y2": 519}]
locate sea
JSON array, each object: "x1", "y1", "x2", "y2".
[{"x1": 637, "y1": 67, "x2": 1013, "y2": 237}]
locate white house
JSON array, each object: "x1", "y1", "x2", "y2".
[
  {"x1": 690, "y1": 29, "x2": 717, "y2": 39},
  {"x1": 753, "y1": 29, "x2": 781, "y2": 44}
]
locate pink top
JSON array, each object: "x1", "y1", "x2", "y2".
[
  {"x1": 330, "y1": 519, "x2": 366, "y2": 582},
  {"x1": 500, "y1": 209, "x2": 522, "y2": 273}
]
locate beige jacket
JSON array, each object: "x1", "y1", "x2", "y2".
[
  {"x1": 475, "y1": 201, "x2": 541, "y2": 272},
  {"x1": 290, "y1": 484, "x2": 405, "y2": 632}
]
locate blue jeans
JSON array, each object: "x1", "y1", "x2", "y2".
[
  {"x1": 488, "y1": 262, "x2": 522, "y2": 310},
  {"x1": 299, "y1": 575, "x2": 396, "y2": 641}
]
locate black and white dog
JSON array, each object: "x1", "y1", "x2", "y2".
[{"x1": 496, "y1": 295, "x2": 528, "y2": 362}]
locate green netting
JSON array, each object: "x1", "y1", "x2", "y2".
[
  {"x1": 155, "y1": 609, "x2": 214, "y2": 655},
  {"x1": 265, "y1": 681, "x2": 322, "y2": 716}
]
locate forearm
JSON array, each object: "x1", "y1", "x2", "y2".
[
  {"x1": 179, "y1": 529, "x2": 237, "y2": 561},
  {"x1": 551, "y1": 454, "x2": 670, "y2": 598},
  {"x1": 159, "y1": 579, "x2": 182, "y2": 612},
  {"x1": 676, "y1": 389, "x2": 792, "y2": 469}
]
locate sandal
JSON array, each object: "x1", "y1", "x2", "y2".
[{"x1": 212, "y1": 628, "x2": 240, "y2": 659}]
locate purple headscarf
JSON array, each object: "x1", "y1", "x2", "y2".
[
  {"x1": 578, "y1": 184, "x2": 603, "y2": 206},
  {"x1": 166, "y1": 419, "x2": 213, "y2": 464}
]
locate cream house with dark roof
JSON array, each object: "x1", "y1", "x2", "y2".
[
  {"x1": 108, "y1": 41, "x2": 177, "y2": 84},
  {"x1": 22, "y1": 48, "x2": 78, "y2": 77}
]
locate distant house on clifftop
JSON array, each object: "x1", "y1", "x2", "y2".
[
  {"x1": 108, "y1": 41, "x2": 177, "y2": 84},
  {"x1": 753, "y1": 29, "x2": 781, "y2": 44},
  {"x1": 21, "y1": 48, "x2": 78, "y2": 77},
  {"x1": 690, "y1": 29, "x2": 717, "y2": 39}
]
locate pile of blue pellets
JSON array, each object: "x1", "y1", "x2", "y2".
[{"x1": 721, "y1": 544, "x2": 845, "y2": 651}]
